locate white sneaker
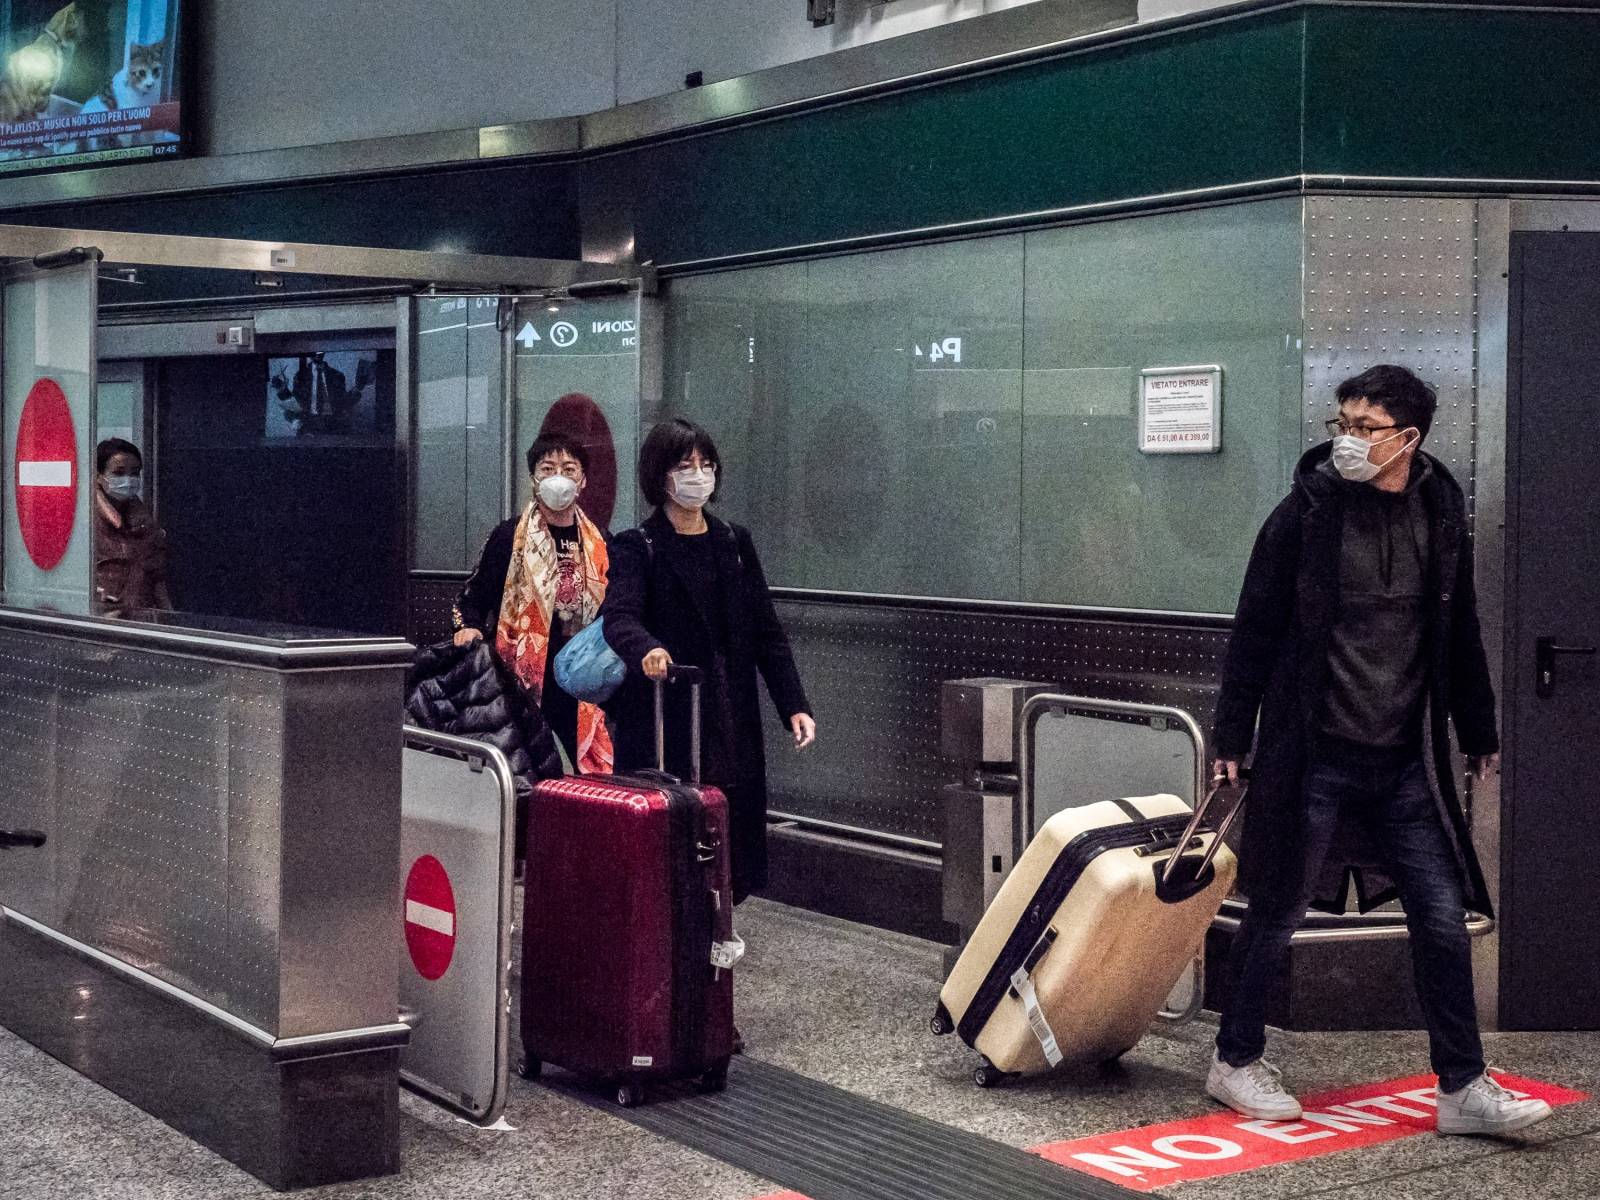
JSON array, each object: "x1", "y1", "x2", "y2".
[
  {"x1": 1206, "y1": 1052, "x2": 1302, "y2": 1121},
  {"x1": 1436, "y1": 1072, "x2": 1553, "y2": 1136}
]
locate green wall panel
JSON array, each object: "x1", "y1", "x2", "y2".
[
  {"x1": 588, "y1": 12, "x2": 1305, "y2": 267},
  {"x1": 1305, "y1": 7, "x2": 1600, "y2": 182}
]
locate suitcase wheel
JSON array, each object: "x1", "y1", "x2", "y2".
[
  {"x1": 1100, "y1": 1045, "x2": 1137, "y2": 1069},
  {"x1": 615, "y1": 1081, "x2": 646, "y2": 1108},
  {"x1": 515, "y1": 1052, "x2": 542, "y2": 1081},
  {"x1": 929, "y1": 1002, "x2": 954, "y2": 1037},
  {"x1": 699, "y1": 1058, "x2": 730, "y2": 1093},
  {"x1": 973, "y1": 1060, "x2": 1009, "y2": 1089}
]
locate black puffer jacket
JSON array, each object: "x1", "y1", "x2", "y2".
[{"x1": 405, "y1": 639, "x2": 563, "y2": 794}]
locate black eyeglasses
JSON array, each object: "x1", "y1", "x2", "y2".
[{"x1": 1324, "y1": 418, "x2": 1399, "y2": 439}]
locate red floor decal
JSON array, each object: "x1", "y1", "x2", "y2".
[
  {"x1": 749, "y1": 1074, "x2": 1587, "y2": 1199},
  {"x1": 1036, "y1": 1073, "x2": 1589, "y2": 1191}
]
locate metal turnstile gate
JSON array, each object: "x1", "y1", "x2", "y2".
[{"x1": 400, "y1": 727, "x2": 518, "y2": 1125}]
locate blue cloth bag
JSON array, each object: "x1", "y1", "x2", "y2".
[{"x1": 552, "y1": 617, "x2": 627, "y2": 704}]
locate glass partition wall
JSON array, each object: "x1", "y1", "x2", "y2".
[
  {"x1": 661, "y1": 199, "x2": 1305, "y2": 616},
  {"x1": 411, "y1": 291, "x2": 644, "y2": 576},
  {"x1": 413, "y1": 295, "x2": 507, "y2": 573},
  {"x1": 409, "y1": 199, "x2": 1304, "y2": 620}
]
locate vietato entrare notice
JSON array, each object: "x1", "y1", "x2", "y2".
[{"x1": 1139, "y1": 365, "x2": 1223, "y2": 454}]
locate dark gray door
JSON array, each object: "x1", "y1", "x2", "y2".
[{"x1": 1504, "y1": 232, "x2": 1600, "y2": 1030}]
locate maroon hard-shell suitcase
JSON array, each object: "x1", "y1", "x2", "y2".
[{"x1": 518, "y1": 665, "x2": 737, "y2": 1105}]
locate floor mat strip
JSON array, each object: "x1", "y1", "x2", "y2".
[{"x1": 553, "y1": 1056, "x2": 1135, "y2": 1200}]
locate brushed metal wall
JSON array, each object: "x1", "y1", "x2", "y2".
[
  {"x1": 766, "y1": 598, "x2": 1228, "y2": 842},
  {"x1": 0, "y1": 629, "x2": 283, "y2": 1029},
  {"x1": 0, "y1": 620, "x2": 408, "y2": 1040},
  {"x1": 1303, "y1": 196, "x2": 1480, "y2": 508},
  {"x1": 409, "y1": 577, "x2": 465, "y2": 648}
]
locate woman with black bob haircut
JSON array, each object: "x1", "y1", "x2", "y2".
[{"x1": 602, "y1": 418, "x2": 816, "y2": 906}]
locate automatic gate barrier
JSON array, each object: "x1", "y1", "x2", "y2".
[
  {"x1": 941, "y1": 681, "x2": 1208, "y2": 1024},
  {"x1": 400, "y1": 727, "x2": 518, "y2": 1126},
  {"x1": 1018, "y1": 692, "x2": 1211, "y2": 1024}
]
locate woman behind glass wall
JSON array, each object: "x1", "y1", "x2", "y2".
[
  {"x1": 93, "y1": 438, "x2": 170, "y2": 617},
  {"x1": 602, "y1": 419, "x2": 816, "y2": 905}
]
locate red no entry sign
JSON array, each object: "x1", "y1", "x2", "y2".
[
  {"x1": 1038, "y1": 1072, "x2": 1589, "y2": 1191},
  {"x1": 404, "y1": 854, "x2": 457, "y2": 981},
  {"x1": 13, "y1": 378, "x2": 78, "y2": 571}
]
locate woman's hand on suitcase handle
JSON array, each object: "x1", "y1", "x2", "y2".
[
  {"x1": 790, "y1": 713, "x2": 816, "y2": 749},
  {"x1": 642, "y1": 647, "x2": 672, "y2": 681},
  {"x1": 453, "y1": 627, "x2": 483, "y2": 648},
  {"x1": 1213, "y1": 758, "x2": 1241, "y2": 787}
]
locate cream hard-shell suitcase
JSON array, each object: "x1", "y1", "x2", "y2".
[{"x1": 932, "y1": 789, "x2": 1239, "y2": 1086}]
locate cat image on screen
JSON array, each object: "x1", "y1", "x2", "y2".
[
  {"x1": 0, "y1": 4, "x2": 83, "y2": 126},
  {"x1": 75, "y1": 38, "x2": 170, "y2": 148}
]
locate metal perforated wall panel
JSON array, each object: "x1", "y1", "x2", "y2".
[
  {"x1": 766, "y1": 597, "x2": 1228, "y2": 842},
  {"x1": 408, "y1": 576, "x2": 467, "y2": 647},
  {"x1": 0, "y1": 631, "x2": 283, "y2": 1030},
  {"x1": 1303, "y1": 197, "x2": 1480, "y2": 507}
]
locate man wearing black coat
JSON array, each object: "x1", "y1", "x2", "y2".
[{"x1": 1205, "y1": 365, "x2": 1550, "y2": 1136}]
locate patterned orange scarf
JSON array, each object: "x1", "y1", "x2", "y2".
[{"x1": 495, "y1": 504, "x2": 614, "y2": 774}]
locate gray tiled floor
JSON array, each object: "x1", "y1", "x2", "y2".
[
  {"x1": 2, "y1": 897, "x2": 1596, "y2": 1199},
  {"x1": 0, "y1": 1019, "x2": 774, "y2": 1200},
  {"x1": 734, "y1": 899, "x2": 1599, "y2": 1198}
]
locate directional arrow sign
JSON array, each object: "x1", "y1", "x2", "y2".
[{"x1": 516, "y1": 321, "x2": 540, "y2": 348}]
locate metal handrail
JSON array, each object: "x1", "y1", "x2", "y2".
[
  {"x1": 1017, "y1": 697, "x2": 1493, "y2": 948},
  {"x1": 767, "y1": 810, "x2": 942, "y2": 855},
  {"x1": 1015, "y1": 692, "x2": 1208, "y2": 850},
  {"x1": 1212, "y1": 899, "x2": 1496, "y2": 944}
]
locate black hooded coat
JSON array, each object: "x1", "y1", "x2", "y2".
[
  {"x1": 600, "y1": 509, "x2": 811, "y2": 901},
  {"x1": 1211, "y1": 443, "x2": 1497, "y2": 917}
]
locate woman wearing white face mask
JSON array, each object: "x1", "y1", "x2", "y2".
[
  {"x1": 93, "y1": 438, "x2": 171, "y2": 618},
  {"x1": 453, "y1": 434, "x2": 613, "y2": 773},
  {"x1": 602, "y1": 419, "x2": 816, "y2": 912}
]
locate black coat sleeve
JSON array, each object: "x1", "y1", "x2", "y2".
[
  {"x1": 599, "y1": 529, "x2": 667, "y2": 672},
  {"x1": 1447, "y1": 527, "x2": 1500, "y2": 757},
  {"x1": 453, "y1": 520, "x2": 515, "y2": 636},
  {"x1": 735, "y1": 525, "x2": 811, "y2": 724},
  {"x1": 1212, "y1": 496, "x2": 1302, "y2": 760}
]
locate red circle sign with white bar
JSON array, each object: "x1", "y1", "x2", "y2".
[
  {"x1": 404, "y1": 854, "x2": 457, "y2": 981},
  {"x1": 13, "y1": 378, "x2": 78, "y2": 571}
]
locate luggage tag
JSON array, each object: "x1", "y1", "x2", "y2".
[
  {"x1": 711, "y1": 933, "x2": 745, "y2": 972},
  {"x1": 1010, "y1": 968, "x2": 1063, "y2": 1068},
  {"x1": 1009, "y1": 926, "x2": 1063, "y2": 1068}
]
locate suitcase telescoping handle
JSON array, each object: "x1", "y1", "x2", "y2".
[
  {"x1": 654, "y1": 663, "x2": 704, "y2": 784},
  {"x1": 1159, "y1": 769, "x2": 1249, "y2": 889}
]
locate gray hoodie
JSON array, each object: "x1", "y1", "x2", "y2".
[{"x1": 1317, "y1": 454, "x2": 1434, "y2": 749}]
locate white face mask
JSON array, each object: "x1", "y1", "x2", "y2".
[
  {"x1": 536, "y1": 474, "x2": 579, "y2": 512},
  {"x1": 101, "y1": 474, "x2": 142, "y2": 504},
  {"x1": 668, "y1": 466, "x2": 715, "y2": 509},
  {"x1": 1331, "y1": 430, "x2": 1415, "y2": 482}
]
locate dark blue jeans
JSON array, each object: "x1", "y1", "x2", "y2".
[{"x1": 1216, "y1": 751, "x2": 1486, "y2": 1093}]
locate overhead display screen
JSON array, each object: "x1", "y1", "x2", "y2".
[{"x1": 0, "y1": 0, "x2": 185, "y2": 176}]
